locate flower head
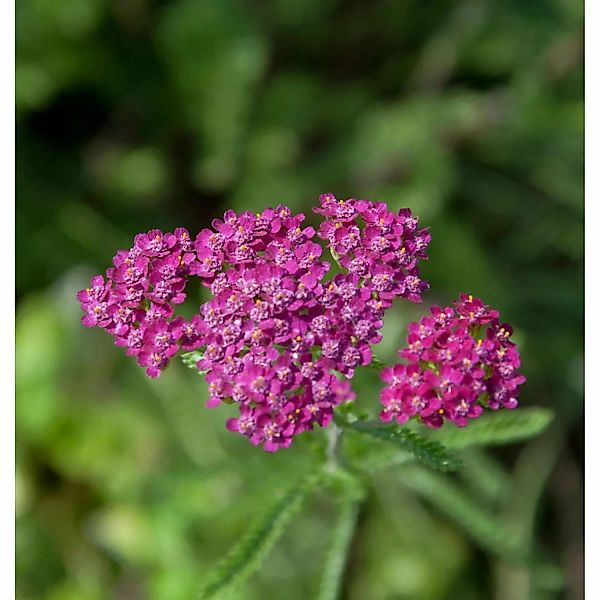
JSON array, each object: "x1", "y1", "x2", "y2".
[
  {"x1": 379, "y1": 294, "x2": 525, "y2": 428},
  {"x1": 190, "y1": 206, "x2": 364, "y2": 451},
  {"x1": 77, "y1": 228, "x2": 199, "y2": 377},
  {"x1": 315, "y1": 193, "x2": 431, "y2": 305},
  {"x1": 79, "y1": 195, "x2": 432, "y2": 451}
]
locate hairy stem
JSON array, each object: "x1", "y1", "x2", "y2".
[
  {"x1": 317, "y1": 496, "x2": 362, "y2": 600},
  {"x1": 326, "y1": 423, "x2": 344, "y2": 472}
]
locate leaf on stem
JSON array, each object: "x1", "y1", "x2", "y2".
[
  {"x1": 366, "y1": 355, "x2": 386, "y2": 373},
  {"x1": 429, "y1": 407, "x2": 554, "y2": 450},
  {"x1": 199, "y1": 474, "x2": 318, "y2": 599},
  {"x1": 181, "y1": 350, "x2": 205, "y2": 373},
  {"x1": 399, "y1": 465, "x2": 528, "y2": 561},
  {"x1": 337, "y1": 416, "x2": 462, "y2": 472}
]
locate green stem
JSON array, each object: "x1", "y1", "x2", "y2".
[
  {"x1": 326, "y1": 423, "x2": 344, "y2": 472},
  {"x1": 329, "y1": 247, "x2": 344, "y2": 272},
  {"x1": 317, "y1": 496, "x2": 362, "y2": 600}
]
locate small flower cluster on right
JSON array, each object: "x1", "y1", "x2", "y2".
[{"x1": 380, "y1": 294, "x2": 525, "y2": 428}]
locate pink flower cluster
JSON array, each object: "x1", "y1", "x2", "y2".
[
  {"x1": 380, "y1": 294, "x2": 526, "y2": 428},
  {"x1": 77, "y1": 228, "x2": 203, "y2": 377},
  {"x1": 315, "y1": 193, "x2": 431, "y2": 304},
  {"x1": 78, "y1": 195, "x2": 526, "y2": 451},
  {"x1": 78, "y1": 198, "x2": 432, "y2": 451},
  {"x1": 192, "y1": 206, "x2": 383, "y2": 451}
]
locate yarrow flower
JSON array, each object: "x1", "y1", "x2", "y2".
[
  {"x1": 77, "y1": 228, "x2": 199, "y2": 377},
  {"x1": 79, "y1": 195, "x2": 435, "y2": 451},
  {"x1": 190, "y1": 206, "x2": 383, "y2": 451},
  {"x1": 314, "y1": 193, "x2": 431, "y2": 305},
  {"x1": 379, "y1": 294, "x2": 526, "y2": 428}
]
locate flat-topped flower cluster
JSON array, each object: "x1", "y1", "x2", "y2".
[
  {"x1": 315, "y1": 193, "x2": 431, "y2": 304},
  {"x1": 380, "y1": 294, "x2": 526, "y2": 427},
  {"x1": 78, "y1": 193, "x2": 524, "y2": 451},
  {"x1": 77, "y1": 228, "x2": 197, "y2": 377}
]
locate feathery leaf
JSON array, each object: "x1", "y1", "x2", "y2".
[
  {"x1": 459, "y1": 450, "x2": 511, "y2": 507},
  {"x1": 399, "y1": 465, "x2": 528, "y2": 561},
  {"x1": 366, "y1": 354, "x2": 386, "y2": 373},
  {"x1": 181, "y1": 350, "x2": 205, "y2": 372},
  {"x1": 336, "y1": 416, "x2": 462, "y2": 472},
  {"x1": 199, "y1": 474, "x2": 318, "y2": 599},
  {"x1": 429, "y1": 407, "x2": 554, "y2": 450}
]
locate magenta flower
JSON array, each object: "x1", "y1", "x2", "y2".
[
  {"x1": 188, "y1": 206, "x2": 364, "y2": 451},
  {"x1": 315, "y1": 193, "x2": 431, "y2": 305},
  {"x1": 78, "y1": 195, "x2": 433, "y2": 451},
  {"x1": 77, "y1": 227, "x2": 201, "y2": 377},
  {"x1": 379, "y1": 294, "x2": 525, "y2": 428}
]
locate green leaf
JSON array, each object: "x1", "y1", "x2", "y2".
[
  {"x1": 336, "y1": 416, "x2": 462, "y2": 472},
  {"x1": 429, "y1": 408, "x2": 554, "y2": 450},
  {"x1": 399, "y1": 465, "x2": 528, "y2": 561},
  {"x1": 181, "y1": 350, "x2": 205, "y2": 372},
  {"x1": 199, "y1": 475, "x2": 318, "y2": 599},
  {"x1": 317, "y1": 496, "x2": 361, "y2": 600},
  {"x1": 459, "y1": 450, "x2": 511, "y2": 507},
  {"x1": 365, "y1": 354, "x2": 386, "y2": 373},
  {"x1": 345, "y1": 439, "x2": 414, "y2": 473}
]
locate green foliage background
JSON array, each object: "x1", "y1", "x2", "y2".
[{"x1": 16, "y1": 0, "x2": 583, "y2": 598}]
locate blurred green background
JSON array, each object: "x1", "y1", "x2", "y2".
[{"x1": 16, "y1": 0, "x2": 583, "y2": 598}]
